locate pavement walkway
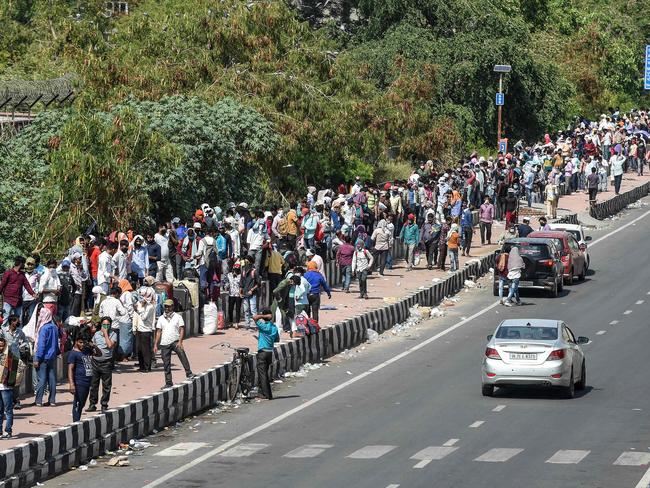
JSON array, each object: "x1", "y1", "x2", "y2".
[{"x1": 3, "y1": 171, "x2": 648, "y2": 449}]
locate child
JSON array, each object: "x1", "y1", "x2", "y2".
[
  {"x1": 67, "y1": 326, "x2": 102, "y2": 421},
  {"x1": 0, "y1": 337, "x2": 15, "y2": 438},
  {"x1": 447, "y1": 223, "x2": 461, "y2": 272}
]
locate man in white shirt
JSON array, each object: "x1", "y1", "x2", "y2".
[
  {"x1": 610, "y1": 150, "x2": 626, "y2": 195},
  {"x1": 112, "y1": 239, "x2": 130, "y2": 280},
  {"x1": 39, "y1": 259, "x2": 61, "y2": 317},
  {"x1": 154, "y1": 299, "x2": 194, "y2": 388},
  {"x1": 154, "y1": 225, "x2": 174, "y2": 283},
  {"x1": 97, "y1": 242, "x2": 117, "y2": 294},
  {"x1": 98, "y1": 286, "x2": 129, "y2": 331},
  {"x1": 246, "y1": 218, "x2": 265, "y2": 273}
]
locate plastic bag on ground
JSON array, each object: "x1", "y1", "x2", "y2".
[
  {"x1": 366, "y1": 329, "x2": 379, "y2": 343},
  {"x1": 203, "y1": 302, "x2": 218, "y2": 335}
]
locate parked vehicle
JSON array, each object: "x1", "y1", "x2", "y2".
[
  {"x1": 528, "y1": 231, "x2": 587, "y2": 285},
  {"x1": 548, "y1": 223, "x2": 591, "y2": 270},
  {"x1": 493, "y1": 238, "x2": 565, "y2": 298},
  {"x1": 482, "y1": 318, "x2": 589, "y2": 399}
]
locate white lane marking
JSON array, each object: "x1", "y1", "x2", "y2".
[
  {"x1": 443, "y1": 438, "x2": 459, "y2": 447},
  {"x1": 647, "y1": 291, "x2": 650, "y2": 295},
  {"x1": 284, "y1": 444, "x2": 333, "y2": 458},
  {"x1": 385, "y1": 485, "x2": 400, "y2": 488},
  {"x1": 220, "y1": 443, "x2": 269, "y2": 457},
  {"x1": 143, "y1": 207, "x2": 648, "y2": 487},
  {"x1": 411, "y1": 446, "x2": 459, "y2": 463},
  {"x1": 469, "y1": 421, "x2": 485, "y2": 428},
  {"x1": 546, "y1": 449, "x2": 591, "y2": 464},
  {"x1": 624, "y1": 310, "x2": 633, "y2": 315},
  {"x1": 596, "y1": 330, "x2": 606, "y2": 335},
  {"x1": 155, "y1": 442, "x2": 208, "y2": 457},
  {"x1": 637, "y1": 300, "x2": 645, "y2": 305},
  {"x1": 413, "y1": 460, "x2": 431, "y2": 469},
  {"x1": 610, "y1": 320, "x2": 619, "y2": 325},
  {"x1": 492, "y1": 405, "x2": 506, "y2": 412},
  {"x1": 590, "y1": 208, "x2": 650, "y2": 247},
  {"x1": 475, "y1": 448, "x2": 524, "y2": 462},
  {"x1": 347, "y1": 445, "x2": 397, "y2": 459},
  {"x1": 614, "y1": 452, "x2": 650, "y2": 466}
]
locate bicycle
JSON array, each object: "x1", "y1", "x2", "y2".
[{"x1": 212, "y1": 343, "x2": 254, "y2": 401}]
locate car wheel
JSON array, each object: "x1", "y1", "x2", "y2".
[
  {"x1": 564, "y1": 268, "x2": 573, "y2": 285},
  {"x1": 576, "y1": 361, "x2": 586, "y2": 390},
  {"x1": 493, "y1": 282, "x2": 499, "y2": 297},
  {"x1": 482, "y1": 384, "x2": 494, "y2": 397},
  {"x1": 558, "y1": 278, "x2": 564, "y2": 293},
  {"x1": 563, "y1": 369, "x2": 575, "y2": 399},
  {"x1": 578, "y1": 265, "x2": 586, "y2": 282}
]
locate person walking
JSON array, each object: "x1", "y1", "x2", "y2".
[
  {"x1": 610, "y1": 150, "x2": 626, "y2": 195},
  {"x1": 399, "y1": 213, "x2": 420, "y2": 271},
  {"x1": 351, "y1": 239, "x2": 374, "y2": 299},
  {"x1": 586, "y1": 166, "x2": 599, "y2": 203},
  {"x1": 370, "y1": 219, "x2": 393, "y2": 275},
  {"x1": 479, "y1": 196, "x2": 494, "y2": 245},
  {"x1": 87, "y1": 316, "x2": 116, "y2": 412},
  {"x1": 1, "y1": 315, "x2": 27, "y2": 410},
  {"x1": 304, "y1": 261, "x2": 331, "y2": 323},
  {"x1": 504, "y1": 247, "x2": 524, "y2": 306},
  {"x1": 225, "y1": 264, "x2": 243, "y2": 328},
  {"x1": 0, "y1": 256, "x2": 37, "y2": 324},
  {"x1": 33, "y1": 308, "x2": 60, "y2": 407},
  {"x1": 495, "y1": 250, "x2": 510, "y2": 305},
  {"x1": 460, "y1": 204, "x2": 474, "y2": 257},
  {"x1": 0, "y1": 336, "x2": 16, "y2": 438},
  {"x1": 437, "y1": 217, "x2": 451, "y2": 271},
  {"x1": 154, "y1": 299, "x2": 194, "y2": 388},
  {"x1": 253, "y1": 310, "x2": 279, "y2": 400},
  {"x1": 133, "y1": 287, "x2": 156, "y2": 372},
  {"x1": 419, "y1": 213, "x2": 440, "y2": 270},
  {"x1": 544, "y1": 180, "x2": 558, "y2": 219},
  {"x1": 68, "y1": 326, "x2": 101, "y2": 421},
  {"x1": 240, "y1": 256, "x2": 259, "y2": 330},
  {"x1": 335, "y1": 236, "x2": 355, "y2": 292}
]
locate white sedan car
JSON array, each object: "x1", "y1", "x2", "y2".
[
  {"x1": 482, "y1": 319, "x2": 589, "y2": 399},
  {"x1": 549, "y1": 223, "x2": 591, "y2": 269}
]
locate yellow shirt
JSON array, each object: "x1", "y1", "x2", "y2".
[
  {"x1": 286, "y1": 210, "x2": 299, "y2": 236},
  {"x1": 266, "y1": 250, "x2": 285, "y2": 275}
]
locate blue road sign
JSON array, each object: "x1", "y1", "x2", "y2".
[
  {"x1": 645, "y1": 45, "x2": 650, "y2": 90},
  {"x1": 495, "y1": 92, "x2": 505, "y2": 106},
  {"x1": 498, "y1": 139, "x2": 508, "y2": 153}
]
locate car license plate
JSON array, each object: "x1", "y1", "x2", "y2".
[
  {"x1": 519, "y1": 281, "x2": 533, "y2": 287},
  {"x1": 510, "y1": 353, "x2": 537, "y2": 360}
]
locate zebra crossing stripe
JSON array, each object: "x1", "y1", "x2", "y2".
[
  {"x1": 545, "y1": 450, "x2": 590, "y2": 464},
  {"x1": 221, "y1": 443, "x2": 270, "y2": 457},
  {"x1": 475, "y1": 448, "x2": 524, "y2": 462},
  {"x1": 347, "y1": 445, "x2": 397, "y2": 459},
  {"x1": 614, "y1": 452, "x2": 650, "y2": 466},
  {"x1": 155, "y1": 442, "x2": 208, "y2": 457},
  {"x1": 284, "y1": 445, "x2": 333, "y2": 458}
]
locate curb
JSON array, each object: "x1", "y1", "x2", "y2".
[{"x1": 590, "y1": 182, "x2": 650, "y2": 220}]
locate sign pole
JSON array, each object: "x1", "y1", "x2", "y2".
[{"x1": 497, "y1": 73, "x2": 503, "y2": 148}]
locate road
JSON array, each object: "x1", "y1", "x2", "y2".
[{"x1": 54, "y1": 201, "x2": 650, "y2": 488}]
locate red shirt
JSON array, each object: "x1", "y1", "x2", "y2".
[
  {"x1": 89, "y1": 246, "x2": 100, "y2": 279},
  {"x1": 0, "y1": 268, "x2": 35, "y2": 307}
]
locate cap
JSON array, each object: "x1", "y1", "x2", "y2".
[
  {"x1": 193, "y1": 222, "x2": 202, "y2": 229},
  {"x1": 144, "y1": 276, "x2": 156, "y2": 286},
  {"x1": 26, "y1": 257, "x2": 36, "y2": 266},
  {"x1": 522, "y1": 217, "x2": 530, "y2": 223},
  {"x1": 163, "y1": 299, "x2": 174, "y2": 307},
  {"x1": 171, "y1": 217, "x2": 181, "y2": 224},
  {"x1": 306, "y1": 249, "x2": 315, "y2": 256},
  {"x1": 61, "y1": 259, "x2": 71, "y2": 267},
  {"x1": 408, "y1": 213, "x2": 415, "y2": 220},
  {"x1": 237, "y1": 202, "x2": 249, "y2": 209}
]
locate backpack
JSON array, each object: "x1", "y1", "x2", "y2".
[
  {"x1": 305, "y1": 318, "x2": 320, "y2": 336},
  {"x1": 58, "y1": 272, "x2": 75, "y2": 306},
  {"x1": 278, "y1": 217, "x2": 289, "y2": 236},
  {"x1": 315, "y1": 222, "x2": 325, "y2": 242},
  {"x1": 496, "y1": 252, "x2": 509, "y2": 273}
]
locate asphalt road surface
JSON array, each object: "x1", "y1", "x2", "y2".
[{"x1": 54, "y1": 200, "x2": 650, "y2": 488}]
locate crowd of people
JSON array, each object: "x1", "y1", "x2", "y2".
[{"x1": 0, "y1": 109, "x2": 647, "y2": 437}]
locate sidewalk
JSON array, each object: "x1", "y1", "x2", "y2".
[{"x1": 4, "y1": 173, "x2": 648, "y2": 449}]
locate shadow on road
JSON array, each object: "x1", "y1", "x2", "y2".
[{"x1": 492, "y1": 385, "x2": 594, "y2": 400}]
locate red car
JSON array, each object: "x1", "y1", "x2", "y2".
[{"x1": 528, "y1": 231, "x2": 587, "y2": 285}]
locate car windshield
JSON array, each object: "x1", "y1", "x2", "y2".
[
  {"x1": 504, "y1": 242, "x2": 550, "y2": 258},
  {"x1": 495, "y1": 326, "x2": 558, "y2": 341},
  {"x1": 553, "y1": 228, "x2": 581, "y2": 242}
]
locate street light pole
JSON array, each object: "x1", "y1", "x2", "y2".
[
  {"x1": 497, "y1": 73, "x2": 503, "y2": 147},
  {"x1": 493, "y1": 64, "x2": 511, "y2": 151}
]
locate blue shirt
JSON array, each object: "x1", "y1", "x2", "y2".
[
  {"x1": 175, "y1": 225, "x2": 187, "y2": 240},
  {"x1": 256, "y1": 319, "x2": 279, "y2": 350},
  {"x1": 303, "y1": 270, "x2": 331, "y2": 296},
  {"x1": 35, "y1": 322, "x2": 59, "y2": 362},
  {"x1": 461, "y1": 209, "x2": 473, "y2": 228}
]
